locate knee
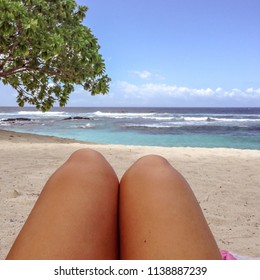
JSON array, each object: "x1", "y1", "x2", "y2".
[
  {"x1": 63, "y1": 148, "x2": 118, "y2": 186},
  {"x1": 67, "y1": 148, "x2": 117, "y2": 179},
  {"x1": 131, "y1": 154, "x2": 171, "y2": 173},
  {"x1": 136, "y1": 154, "x2": 170, "y2": 168},
  {"x1": 45, "y1": 148, "x2": 118, "y2": 202},
  {"x1": 120, "y1": 154, "x2": 189, "y2": 196},
  {"x1": 121, "y1": 154, "x2": 172, "y2": 183},
  {"x1": 68, "y1": 148, "x2": 105, "y2": 165}
]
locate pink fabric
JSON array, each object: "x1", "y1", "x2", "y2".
[{"x1": 220, "y1": 250, "x2": 237, "y2": 260}]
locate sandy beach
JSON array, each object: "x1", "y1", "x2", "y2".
[{"x1": 0, "y1": 129, "x2": 259, "y2": 259}]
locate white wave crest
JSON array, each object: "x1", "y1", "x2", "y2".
[
  {"x1": 18, "y1": 111, "x2": 67, "y2": 117},
  {"x1": 93, "y1": 111, "x2": 156, "y2": 119}
]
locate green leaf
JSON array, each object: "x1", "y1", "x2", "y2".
[{"x1": 0, "y1": 0, "x2": 110, "y2": 111}]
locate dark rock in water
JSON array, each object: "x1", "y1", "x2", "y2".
[
  {"x1": 63, "y1": 116, "x2": 92, "y2": 120},
  {"x1": 3, "y1": 118, "x2": 31, "y2": 122}
]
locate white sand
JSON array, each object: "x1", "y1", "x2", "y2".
[{"x1": 0, "y1": 129, "x2": 259, "y2": 259}]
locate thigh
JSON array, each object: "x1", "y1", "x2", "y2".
[
  {"x1": 119, "y1": 155, "x2": 221, "y2": 260},
  {"x1": 6, "y1": 149, "x2": 119, "y2": 260}
]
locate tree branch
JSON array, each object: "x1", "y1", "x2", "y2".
[{"x1": 0, "y1": 66, "x2": 27, "y2": 77}]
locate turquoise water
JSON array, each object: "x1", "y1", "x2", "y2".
[
  {"x1": 35, "y1": 128, "x2": 259, "y2": 149},
  {"x1": 1, "y1": 107, "x2": 260, "y2": 150}
]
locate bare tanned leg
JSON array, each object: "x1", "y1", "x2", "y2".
[
  {"x1": 6, "y1": 149, "x2": 119, "y2": 260},
  {"x1": 119, "y1": 155, "x2": 221, "y2": 260}
]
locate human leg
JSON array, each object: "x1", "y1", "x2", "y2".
[
  {"x1": 6, "y1": 149, "x2": 119, "y2": 260},
  {"x1": 119, "y1": 155, "x2": 221, "y2": 260}
]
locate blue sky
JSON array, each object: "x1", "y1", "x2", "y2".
[{"x1": 1, "y1": 0, "x2": 260, "y2": 107}]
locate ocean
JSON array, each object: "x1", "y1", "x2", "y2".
[{"x1": 0, "y1": 107, "x2": 260, "y2": 150}]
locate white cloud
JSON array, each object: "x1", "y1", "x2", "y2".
[
  {"x1": 246, "y1": 88, "x2": 260, "y2": 95},
  {"x1": 63, "y1": 84, "x2": 260, "y2": 107},
  {"x1": 130, "y1": 70, "x2": 165, "y2": 81},
  {"x1": 117, "y1": 81, "x2": 139, "y2": 93},
  {"x1": 131, "y1": 70, "x2": 152, "y2": 80},
  {"x1": 116, "y1": 81, "x2": 260, "y2": 101},
  {"x1": 216, "y1": 87, "x2": 223, "y2": 93}
]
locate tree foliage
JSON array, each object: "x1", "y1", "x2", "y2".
[{"x1": 0, "y1": 0, "x2": 110, "y2": 111}]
